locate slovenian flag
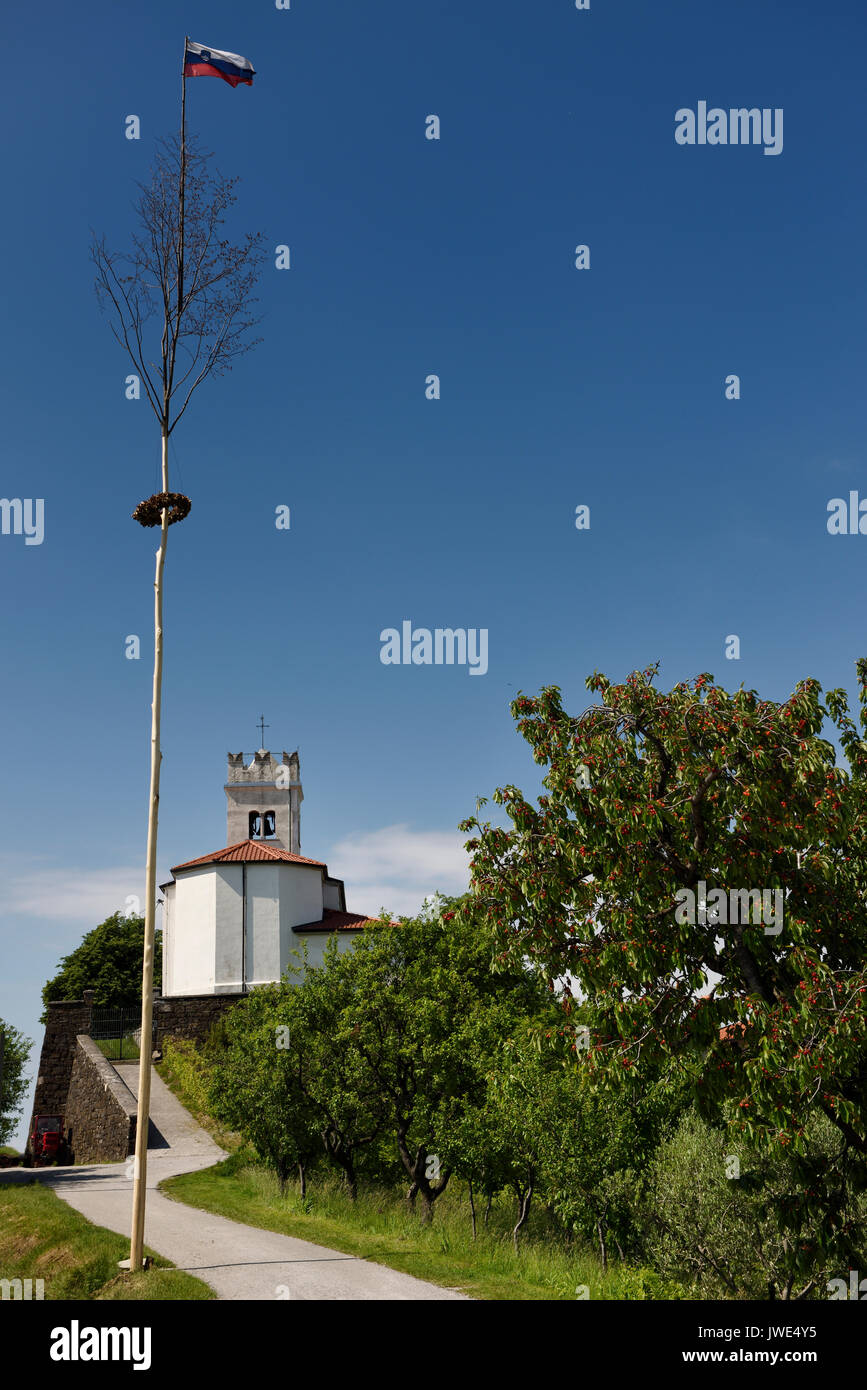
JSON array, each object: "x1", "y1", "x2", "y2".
[{"x1": 184, "y1": 39, "x2": 255, "y2": 88}]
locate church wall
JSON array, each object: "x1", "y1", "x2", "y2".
[
  {"x1": 277, "y1": 863, "x2": 326, "y2": 974},
  {"x1": 168, "y1": 868, "x2": 217, "y2": 996},
  {"x1": 214, "y1": 864, "x2": 244, "y2": 991},
  {"x1": 160, "y1": 883, "x2": 175, "y2": 995},
  {"x1": 247, "y1": 863, "x2": 281, "y2": 985},
  {"x1": 293, "y1": 930, "x2": 359, "y2": 970},
  {"x1": 323, "y1": 878, "x2": 345, "y2": 911}
]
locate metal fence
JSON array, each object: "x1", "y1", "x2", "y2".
[{"x1": 90, "y1": 1006, "x2": 153, "y2": 1061}]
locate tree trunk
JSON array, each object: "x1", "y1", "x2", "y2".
[
  {"x1": 468, "y1": 1180, "x2": 477, "y2": 1241},
  {"x1": 398, "y1": 1137, "x2": 427, "y2": 1212},
  {"x1": 322, "y1": 1129, "x2": 358, "y2": 1201},
  {"x1": 512, "y1": 1181, "x2": 533, "y2": 1253},
  {"x1": 335, "y1": 1157, "x2": 357, "y2": 1200},
  {"x1": 298, "y1": 1161, "x2": 306, "y2": 1199},
  {"x1": 484, "y1": 1193, "x2": 492, "y2": 1227},
  {"x1": 596, "y1": 1218, "x2": 607, "y2": 1273},
  {"x1": 130, "y1": 431, "x2": 169, "y2": 1272},
  {"x1": 398, "y1": 1143, "x2": 451, "y2": 1220}
]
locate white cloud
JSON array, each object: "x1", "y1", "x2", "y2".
[
  {"x1": 327, "y1": 823, "x2": 470, "y2": 918},
  {"x1": 2, "y1": 862, "x2": 149, "y2": 923},
  {"x1": 1, "y1": 825, "x2": 471, "y2": 927}
]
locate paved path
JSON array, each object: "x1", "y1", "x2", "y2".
[{"x1": 1, "y1": 1064, "x2": 468, "y2": 1301}]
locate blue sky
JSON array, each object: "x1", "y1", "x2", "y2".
[{"x1": 1, "y1": 0, "x2": 865, "y2": 1145}]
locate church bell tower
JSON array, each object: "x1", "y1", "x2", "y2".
[{"x1": 225, "y1": 749, "x2": 303, "y2": 853}]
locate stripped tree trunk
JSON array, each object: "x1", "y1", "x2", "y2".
[{"x1": 129, "y1": 433, "x2": 169, "y2": 1270}]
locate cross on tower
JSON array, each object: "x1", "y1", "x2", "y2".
[{"x1": 257, "y1": 714, "x2": 269, "y2": 748}]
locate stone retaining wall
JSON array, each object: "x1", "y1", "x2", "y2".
[
  {"x1": 152, "y1": 993, "x2": 241, "y2": 1048},
  {"x1": 26, "y1": 989, "x2": 242, "y2": 1163},
  {"x1": 29, "y1": 996, "x2": 94, "y2": 1120},
  {"x1": 64, "y1": 1036, "x2": 137, "y2": 1164}
]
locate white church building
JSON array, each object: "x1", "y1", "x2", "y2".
[{"x1": 161, "y1": 749, "x2": 375, "y2": 996}]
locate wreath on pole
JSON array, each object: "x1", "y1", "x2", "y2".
[{"x1": 132, "y1": 492, "x2": 192, "y2": 527}]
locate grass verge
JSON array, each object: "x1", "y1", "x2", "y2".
[
  {"x1": 93, "y1": 1037, "x2": 139, "y2": 1061},
  {"x1": 162, "y1": 1154, "x2": 688, "y2": 1301},
  {"x1": 0, "y1": 1180, "x2": 215, "y2": 1300},
  {"x1": 155, "y1": 1039, "x2": 243, "y2": 1153}
]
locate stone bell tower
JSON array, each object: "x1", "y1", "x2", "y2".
[{"x1": 225, "y1": 749, "x2": 303, "y2": 854}]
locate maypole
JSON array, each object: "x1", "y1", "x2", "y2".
[
  {"x1": 127, "y1": 37, "x2": 188, "y2": 1274},
  {"x1": 90, "y1": 29, "x2": 258, "y2": 1270}
]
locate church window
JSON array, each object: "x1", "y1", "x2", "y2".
[
  {"x1": 249, "y1": 811, "x2": 262, "y2": 838},
  {"x1": 263, "y1": 811, "x2": 276, "y2": 838}
]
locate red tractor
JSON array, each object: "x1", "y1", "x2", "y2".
[{"x1": 29, "y1": 1114, "x2": 65, "y2": 1167}]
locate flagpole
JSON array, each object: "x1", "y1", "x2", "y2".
[{"x1": 127, "y1": 35, "x2": 188, "y2": 1277}]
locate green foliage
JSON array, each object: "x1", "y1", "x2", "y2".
[
  {"x1": 531, "y1": 1053, "x2": 683, "y2": 1262},
  {"x1": 209, "y1": 966, "x2": 326, "y2": 1190},
  {"x1": 156, "y1": 1036, "x2": 245, "y2": 1153},
  {"x1": 445, "y1": 1029, "x2": 685, "y2": 1256},
  {"x1": 41, "y1": 913, "x2": 161, "y2": 1020},
  {"x1": 461, "y1": 663, "x2": 867, "y2": 1163},
  {"x1": 329, "y1": 901, "x2": 545, "y2": 1212},
  {"x1": 0, "y1": 1020, "x2": 32, "y2": 1147},
  {"x1": 209, "y1": 900, "x2": 548, "y2": 1211},
  {"x1": 643, "y1": 1108, "x2": 867, "y2": 1299}
]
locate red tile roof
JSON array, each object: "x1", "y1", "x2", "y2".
[
  {"x1": 294, "y1": 909, "x2": 376, "y2": 933},
  {"x1": 172, "y1": 839, "x2": 327, "y2": 873}
]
